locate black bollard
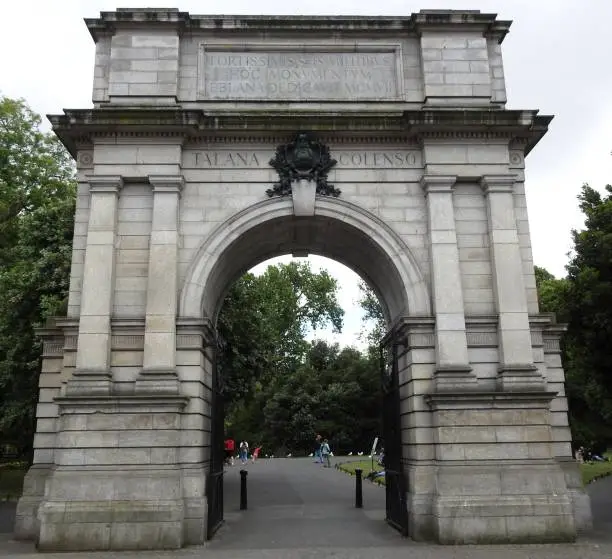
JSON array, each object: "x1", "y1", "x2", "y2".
[
  {"x1": 240, "y1": 469, "x2": 248, "y2": 510},
  {"x1": 355, "y1": 468, "x2": 363, "y2": 508}
]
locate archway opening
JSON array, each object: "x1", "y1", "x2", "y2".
[
  {"x1": 218, "y1": 255, "x2": 384, "y2": 497},
  {"x1": 180, "y1": 200, "x2": 425, "y2": 544}
]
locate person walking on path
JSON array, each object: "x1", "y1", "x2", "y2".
[
  {"x1": 313, "y1": 434, "x2": 323, "y2": 464},
  {"x1": 224, "y1": 438, "x2": 235, "y2": 466},
  {"x1": 252, "y1": 446, "x2": 262, "y2": 463},
  {"x1": 239, "y1": 440, "x2": 249, "y2": 465},
  {"x1": 321, "y1": 438, "x2": 332, "y2": 468}
]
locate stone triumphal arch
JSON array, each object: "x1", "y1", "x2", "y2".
[{"x1": 14, "y1": 8, "x2": 592, "y2": 551}]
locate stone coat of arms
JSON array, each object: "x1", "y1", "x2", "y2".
[{"x1": 266, "y1": 133, "x2": 341, "y2": 198}]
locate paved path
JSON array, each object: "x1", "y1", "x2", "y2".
[
  {"x1": 212, "y1": 456, "x2": 402, "y2": 550},
  {"x1": 0, "y1": 458, "x2": 611, "y2": 558}
]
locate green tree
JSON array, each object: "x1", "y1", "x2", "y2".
[
  {"x1": 0, "y1": 97, "x2": 76, "y2": 460},
  {"x1": 260, "y1": 340, "x2": 381, "y2": 455},
  {"x1": 534, "y1": 265, "x2": 570, "y2": 322},
  {"x1": 357, "y1": 281, "x2": 386, "y2": 348},
  {"x1": 219, "y1": 261, "x2": 344, "y2": 414},
  {"x1": 562, "y1": 184, "x2": 612, "y2": 450}
]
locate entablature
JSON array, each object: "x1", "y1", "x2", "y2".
[{"x1": 49, "y1": 108, "x2": 552, "y2": 158}]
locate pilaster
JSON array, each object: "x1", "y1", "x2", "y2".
[
  {"x1": 481, "y1": 175, "x2": 544, "y2": 391},
  {"x1": 68, "y1": 175, "x2": 123, "y2": 396},
  {"x1": 421, "y1": 175, "x2": 476, "y2": 390},
  {"x1": 136, "y1": 175, "x2": 184, "y2": 394}
]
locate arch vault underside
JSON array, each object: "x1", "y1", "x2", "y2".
[{"x1": 12, "y1": 7, "x2": 593, "y2": 552}]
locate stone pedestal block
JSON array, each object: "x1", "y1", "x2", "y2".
[
  {"x1": 135, "y1": 368, "x2": 180, "y2": 394},
  {"x1": 426, "y1": 391, "x2": 577, "y2": 544},
  {"x1": 38, "y1": 481, "x2": 185, "y2": 551},
  {"x1": 433, "y1": 364, "x2": 478, "y2": 391},
  {"x1": 498, "y1": 364, "x2": 546, "y2": 391},
  {"x1": 64, "y1": 370, "x2": 113, "y2": 396},
  {"x1": 433, "y1": 492, "x2": 575, "y2": 544},
  {"x1": 13, "y1": 465, "x2": 52, "y2": 540},
  {"x1": 557, "y1": 457, "x2": 593, "y2": 533},
  {"x1": 36, "y1": 394, "x2": 189, "y2": 551}
]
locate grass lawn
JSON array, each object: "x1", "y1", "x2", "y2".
[
  {"x1": 336, "y1": 458, "x2": 385, "y2": 485},
  {"x1": 338, "y1": 453, "x2": 612, "y2": 488},
  {"x1": 581, "y1": 451, "x2": 612, "y2": 485},
  {"x1": 0, "y1": 463, "x2": 27, "y2": 501}
]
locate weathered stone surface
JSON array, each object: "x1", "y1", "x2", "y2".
[
  {"x1": 15, "y1": 7, "x2": 591, "y2": 551},
  {"x1": 201, "y1": 48, "x2": 400, "y2": 101}
]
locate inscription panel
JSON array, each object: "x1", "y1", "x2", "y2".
[
  {"x1": 183, "y1": 149, "x2": 421, "y2": 169},
  {"x1": 198, "y1": 44, "x2": 402, "y2": 101}
]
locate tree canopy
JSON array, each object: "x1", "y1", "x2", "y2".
[
  {"x1": 534, "y1": 184, "x2": 612, "y2": 452},
  {"x1": 0, "y1": 97, "x2": 76, "y2": 460},
  {"x1": 562, "y1": 184, "x2": 612, "y2": 450},
  {"x1": 219, "y1": 262, "x2": 384, "y2": 455},
  {"x1": 218, "y1": 261, "x2": 344, "y2": 405}
]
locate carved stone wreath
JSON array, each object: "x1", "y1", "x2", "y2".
[{"x1": 266, "y1": 132, "x2": 341, "y2": 198}]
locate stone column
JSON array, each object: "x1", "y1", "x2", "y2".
[
  {"x1": 67, "y1": 175, "x2": 123, "y2": 395},
  {"x1": 136, "y1": 175, "x2": 184, "y2": 393},
  {"x1": 481, "y1": 174, "x2": 543, "y2": 389},
  {"x1": 421, "y1": 175, "x2": 475, "y2": 389}
]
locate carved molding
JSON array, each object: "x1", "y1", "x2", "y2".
[
  {"x1": 64, "y1": 336, "x2": 78, "y2": 351},
  {"x1": 76, "y1": 150, "x2": 94, "y2": 169},
  {"x1": 111, "y1": 335, "x2": 145, "y2": 351},
  {"x1": 184, "y1": 135, "x2": 420, "y2": 146},
  {"x1": 43, "y1": 341, "x2": 64, "y2": 357},
  {"x1": 407, "y1": 332, "x2": 435, "y2": 349},
  {"x1": 530, "y1": 330, "x2": 544, "y2": 347},
  {"x1": 543, "y1": 338, "x2": 561, "y2": 353},
  {"x1": 49, "y1": 108, "x2": 551, "y2": 158},
  {"x1": 466, "y1": 331, "x2": 498, "y2": 347},
  {"x1": 176, "y1": 335, "x2": 204, "y2": 350}
]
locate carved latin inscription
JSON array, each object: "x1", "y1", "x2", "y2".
[
  {"x1": 199, "y1": 46, "x2": 400, "y2": 101},
  {"x1": 183, "y1": 150, "x2": 420, "y2": 169}
]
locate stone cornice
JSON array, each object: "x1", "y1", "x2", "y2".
[
  {"x1": 424, "y1": 391, "x2": 559, "y2": 408},
  {"x1": 87, "y1": 174, "x2": 123, "y2": 193},
  {"x1": 85, "y1": 9, "x2": 510, "y2": 42},
  {"x1": 421, "y1": 175, "x2": 457, "y2": 194},
  {"x1": 480, "y1": 174, "x2": 518, "y2": 194},
  {"x1": 49, "y1": 108, "x2": 552, "y2": 158},
  {"x1": 148, "y1": 175, "x2": 185, "y2": 194}
]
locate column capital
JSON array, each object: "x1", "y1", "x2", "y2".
[
  {"x1": 148, "y1": 175, "x2": 185, "y2": 194},
  {"x1": 420, "y1": 175, "x2": 457, "y2": 194},
  {"x1": 480, "y1": 174, "x2": 517, "y2": 194},
  {"x1": 87, "y1": 175, "x2": 123, "y2": 193}
]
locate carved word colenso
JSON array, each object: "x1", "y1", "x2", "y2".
[
  {"x1": 203, "y1": 51, "x2": 398, "y2": 100},
  {"x1": 186, "y1": 151, "x2": 419, "y2": 169}
]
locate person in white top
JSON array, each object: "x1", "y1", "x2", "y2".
[{"x1": 239, "y1": 441, "x2": 249, "y2": 464}]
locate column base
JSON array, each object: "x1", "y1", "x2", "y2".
[
  {"x1": 14, "y1": 465, "x2": 52, "y2": 540},
  {"x1": 38, "y1": 493, "x2": 184, "y2": 551},
  {"x1": 65, "y1": 369, "x2": 112, "y2": 396},
  {"x1": 35, "y1": 393, "x2": 190, "y2": 550},
  {"x1": 557, "y1": 457, "x2": 593, "y2": 533},
  {"x1": 135, "y1": 368, "x2": 180, "y2": 394},
  {"x1": 433, "y1": 364, "x2": 477, "y2": 391},
  {"x1": 433, "y1": 491, "x2": 576, "y2": 544},
  {"x1": 497, "y1": 364, "x2": 545, "y2": 391},
  {"x1": 182, "y1": 465, "x2": 207, "y2": 545}
]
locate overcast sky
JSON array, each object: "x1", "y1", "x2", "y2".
[{"x1": 1, "y1": 0, "x2": 611, "y2": 348}]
